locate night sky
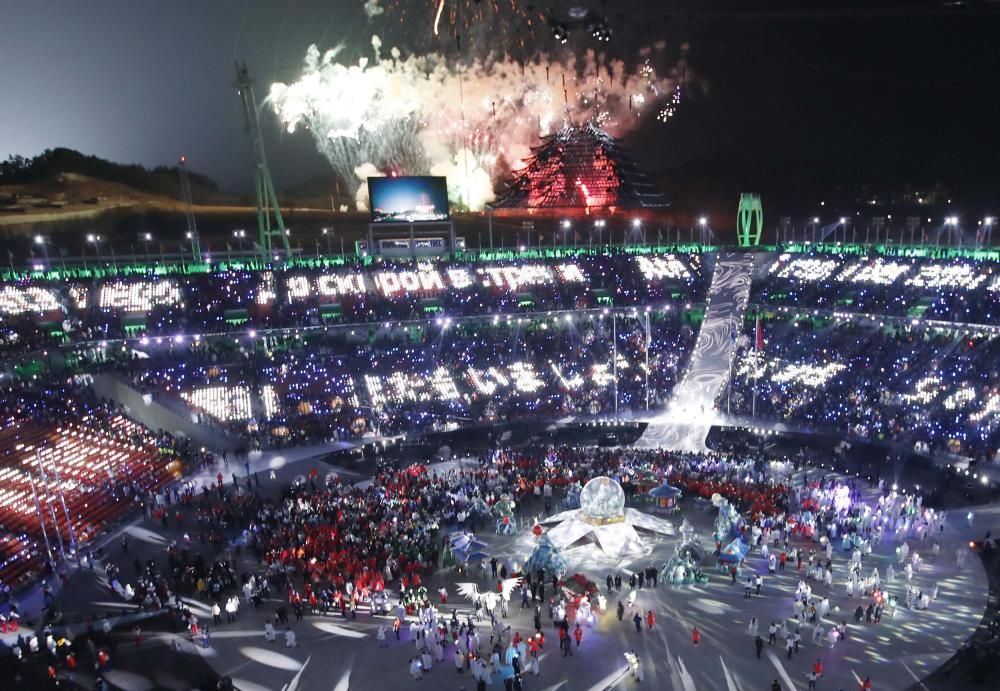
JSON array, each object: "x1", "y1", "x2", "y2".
[{"x1": 2, "y1": 1, "x2": 999, "y2": 195}]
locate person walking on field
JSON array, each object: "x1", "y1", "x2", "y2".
[
  {"x1": 574, "y1": 624, "x2": 583, "y2": 648},
  {"x1": 646, "y1": 610, "x2": 655, "y2": 630},
  {"x1": 633, "y1": 613, "x2": 643, "y2": 633},
  {"x1": 691, "y1": 626, "x2": 701, "y2": 644}
]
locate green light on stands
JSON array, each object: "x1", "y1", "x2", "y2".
[{"x1": 2, "y1": 243, "x2": 726, "y2": 283}]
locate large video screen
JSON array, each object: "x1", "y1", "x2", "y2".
[{"x1": 368, "y1": 176, "x2": 450, "y2": 224}]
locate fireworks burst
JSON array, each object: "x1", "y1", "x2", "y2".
[
  {"x1": 268, "y1": 34, "x2": 687, "y2": 211},
  {"x1": 657, "y1": 83, "x2": 683, "y2": 122},
  {"x1": 367, "y1": 0, "x2": 540, "y2": 52}
]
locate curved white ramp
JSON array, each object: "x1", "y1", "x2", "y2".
[{"x1": 638, "y1": 251, "x2": 755, "y2": 451}]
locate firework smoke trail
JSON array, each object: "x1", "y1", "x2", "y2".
[
  {"x1": 268, "y1": 36, "x2": 687, "y2": 210},
  {"x1": 434, "y1": 0, "x2": 446, "y2": 36}
]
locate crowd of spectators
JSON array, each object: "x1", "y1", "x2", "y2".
[
  {"x1": 753, "y1": 252, "x2": 1000, "y2": 325},
  {"x1": 727, "y1": 313, "x2": 1000, "y2": 461},
  {"x1": 0, "y1": 252, "x2": 706, "y2": 348},
  {"x1": 119, "y1": 310, "x2": 698, "y2": 446},
  {"x1": 0, "y1": 374, "x2": 208, "y2": 589}
]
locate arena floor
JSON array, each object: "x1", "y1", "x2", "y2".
[{"x1": 4, "y1": 446, "x2": 994, "y2": 691}]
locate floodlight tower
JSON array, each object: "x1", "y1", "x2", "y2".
[
  {"x1": 177, "y1": 156, "x2": 201, "y2": 261},
  {"x1": 234, "y1": 62, "x2": 291, "y2": 258}
]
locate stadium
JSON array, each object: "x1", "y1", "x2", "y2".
[
  {"x1": 2, "y1": 218, "x2": 1000, "y2": 690},
  {"x1": 3, "y1": 2, "x2": 1000, "y2": 691}
]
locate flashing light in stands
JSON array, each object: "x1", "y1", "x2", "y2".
[
  {"x1": 768, "y1": 361, "x2": 846, "y2": 388},
  {"x1": 943, "y1": 386, "x2": 977, "y2": 411},
  {"x1": 904, "y1": 264, "x2": 987, "y2": 290},
  {"x1": 901, "y1": 376, "x2": 943, "y2": 405},
  {"x1": 180, "y1": 386, "x2": 253, "y2": 422},
  {"x1": 770, "y1": 255, "x2": 840, "y2": 282},
  {"x1": 635, "y1": 255, "x2": 692, "y2": 282},
  {"x1": 837, "y1": 258, "x2": 911, "y2": 286},
  {"x1": 0, "y1": 287, "x2": 61, "y2": 315},
  {"x1": 98, "y1": 280, "x2": 181, "y2": 312}
]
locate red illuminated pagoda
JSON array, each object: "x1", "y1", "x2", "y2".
[{"x1": 490, "y1": 124, "x2": 667, "y2": 212}]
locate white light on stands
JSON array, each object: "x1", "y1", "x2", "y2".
[
  {"x1": 635, "y1": 255, "x2": 692, "y2": 281},
  {"x1": 98, "y1": 280, "x2": 181, "y2": 312},
  {"x1": 181, "y1": 386, "x2": 253, "y2": 422}
]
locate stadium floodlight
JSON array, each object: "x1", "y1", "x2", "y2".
[
  {"x1": 698, "y1": 217, "x2": 707, "y2": 226},
  {"x1": 839, "y1": 217, "x2": 846, "y2": 224},
  {"x1": 561, "y1": 219, "x2": 571, "y2": 229},
  {"x1": 984, "y1": 217, "x2": 995, "y2": 226},
  {"x1": 595, "y1": 219, "x2": 606, "y2": 228},
  {"x1": 812, "y1": 217, "x2": 820, "y2": 224},
  {"x1": 945, "y1": 216, "x2": 958, "y2": 225},
  {"x1": 142, "y1": 232, "x2": 153, "y2": 241},
  {"x1": 34, "y1": 235, "x2": 45, "y2": 245},
  {"x1": 632, "y1": 218, "x2": 642, "y2": 228}
]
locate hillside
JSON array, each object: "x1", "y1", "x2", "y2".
[
  {"x1": 0, "y1": 148, "x2": 223, "y2": 200},
  {"x1": 0, "y1": 149, "x2": 328, "y2": 227}
]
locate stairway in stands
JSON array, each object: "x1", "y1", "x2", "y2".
[
  {"x1": 91, "y1": 374, "x2": 241, "y2": 452},
  {"x1": 636, "y1": 251, "x2": 756, "y2": 452}
]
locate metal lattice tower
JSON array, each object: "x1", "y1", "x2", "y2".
[
  {"x1": 234, "y1": 62, "x2": 291, "y2": 257},
  {"x1": 177, "y1": 156, "x2": 202, "y2": 261}
]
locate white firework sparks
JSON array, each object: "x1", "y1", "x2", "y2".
[{"x1": 268, "y1": 37, "x2": 685, "y2": 210}]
